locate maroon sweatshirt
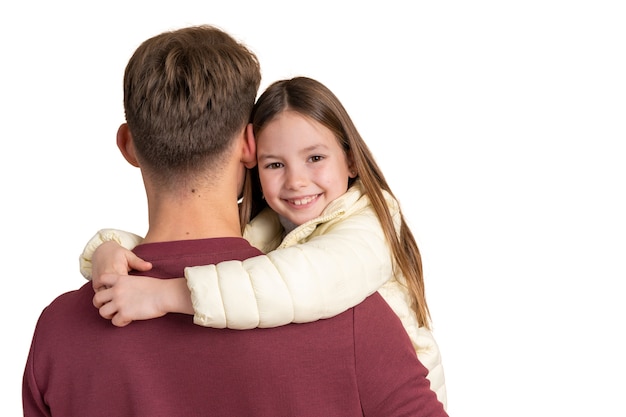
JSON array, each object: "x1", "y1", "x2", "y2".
[{"x1": 23, "y1": 237, "x2": 447, "y2": 417}]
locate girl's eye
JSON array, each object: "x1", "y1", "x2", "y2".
[
  {"x1": 309, "y1": 155, "x2": 324, "y2": 163},
  {"x1": 265, "y1": 162, "x2": 284, "y2": 169}
]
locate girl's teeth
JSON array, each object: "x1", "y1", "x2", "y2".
[{"x1": 291, "y1": 195, "x2": 316, "y2": 205}]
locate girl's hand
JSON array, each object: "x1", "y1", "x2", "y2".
[
  {"x1": 92, "y1": 275, "x2": 170, "y2": 327},
  {"x1": 91, "y1": 240, "x2": 152, "y2": 292},
  {"x1": 91, "y1": 241, "x2": 193, "y2": 326}
]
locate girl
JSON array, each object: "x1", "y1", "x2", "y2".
[{"x1": 82, "y1": 77, "x2": 447, "y2": 407}]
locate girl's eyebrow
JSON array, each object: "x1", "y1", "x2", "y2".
[
  {"x1": 257, "y1": 153, "x2": 277, "y2": 162},
  {"x1": 258, "y1": 144, "x2": 329, "y2": 161},
  {"x1": 301, "y1": 144, "x2": 328, "y2": 153}
]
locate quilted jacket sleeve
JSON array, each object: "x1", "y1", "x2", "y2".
[
  {"x1": 79, "y1": 228, "x2": 144, "y2": 279},
  {"x1": 185, "y1": 203, "x2": 394, "y2": 329}
]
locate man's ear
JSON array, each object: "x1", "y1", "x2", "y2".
[
  {"x1": 242, "y1": 123, "x2": 257, "y2": 168},
  {"x1": 116, "y1": 123, "x2": 140, "y2": 167}
]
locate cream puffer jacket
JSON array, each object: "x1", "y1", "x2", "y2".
[{"x1": 79, "y1": 181, "x2": 447, "y2": 408}]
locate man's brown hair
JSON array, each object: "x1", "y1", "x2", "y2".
[{"x1": 123, "y1": 25, "x2": 261, "y2": 184}]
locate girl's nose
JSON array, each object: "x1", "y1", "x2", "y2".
[{"x1": 285, "y1": 167, "x2": 307, "y2": 189}]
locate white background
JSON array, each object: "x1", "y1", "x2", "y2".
[{"x1": 2, "y1": 1, "x2": 625, "y2": 416}]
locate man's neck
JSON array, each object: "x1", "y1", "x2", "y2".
[{"x1": 142, "y1": 186, "x2": 242, "y2": 244}]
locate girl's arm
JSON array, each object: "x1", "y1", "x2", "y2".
[
  {"x1": 80, "y1": 229, "x2": 190, "y2": 327},
  {"x1": 187, "y1": 203, "x2": 394, "y2": 329},
  {"x1": 94, "y1": 271, "x2": 193, "y2": 327},
  {"x1": 79, "y1": 229, "x2": 145, "y2": 280},
  {"x1": 82, "y1": 200, "x2": 394, "y2": 329}
]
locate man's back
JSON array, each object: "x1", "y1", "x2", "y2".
[{"x1": 23, "y1": 237, "x2": 445, "y2": 416}]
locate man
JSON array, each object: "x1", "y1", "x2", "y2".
[{"x1": 22, "y1": 25, "x2": 447, "y2": 416}]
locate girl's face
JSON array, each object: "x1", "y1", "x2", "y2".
[{"x1": 256, "y1": 110, "x2": 355, "y2": 226}]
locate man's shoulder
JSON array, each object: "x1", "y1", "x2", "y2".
[
  {"x1": 31, "y1": 283, "x2": 95, "y2": 332},
  {"x1": 354, "y1": 292, "x2": 396, "y2": 317},
  {"x1": 352, "y1": 292, "x2": 415, "y2": 349}
]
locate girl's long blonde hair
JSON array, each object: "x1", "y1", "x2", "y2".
[{"x1": 240, "y1": 77, "x2": 431, "y2": 329}]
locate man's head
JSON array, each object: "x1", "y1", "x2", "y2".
[{"x1": 120, "y1": 25, "x2": 261, "y2": 189}]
